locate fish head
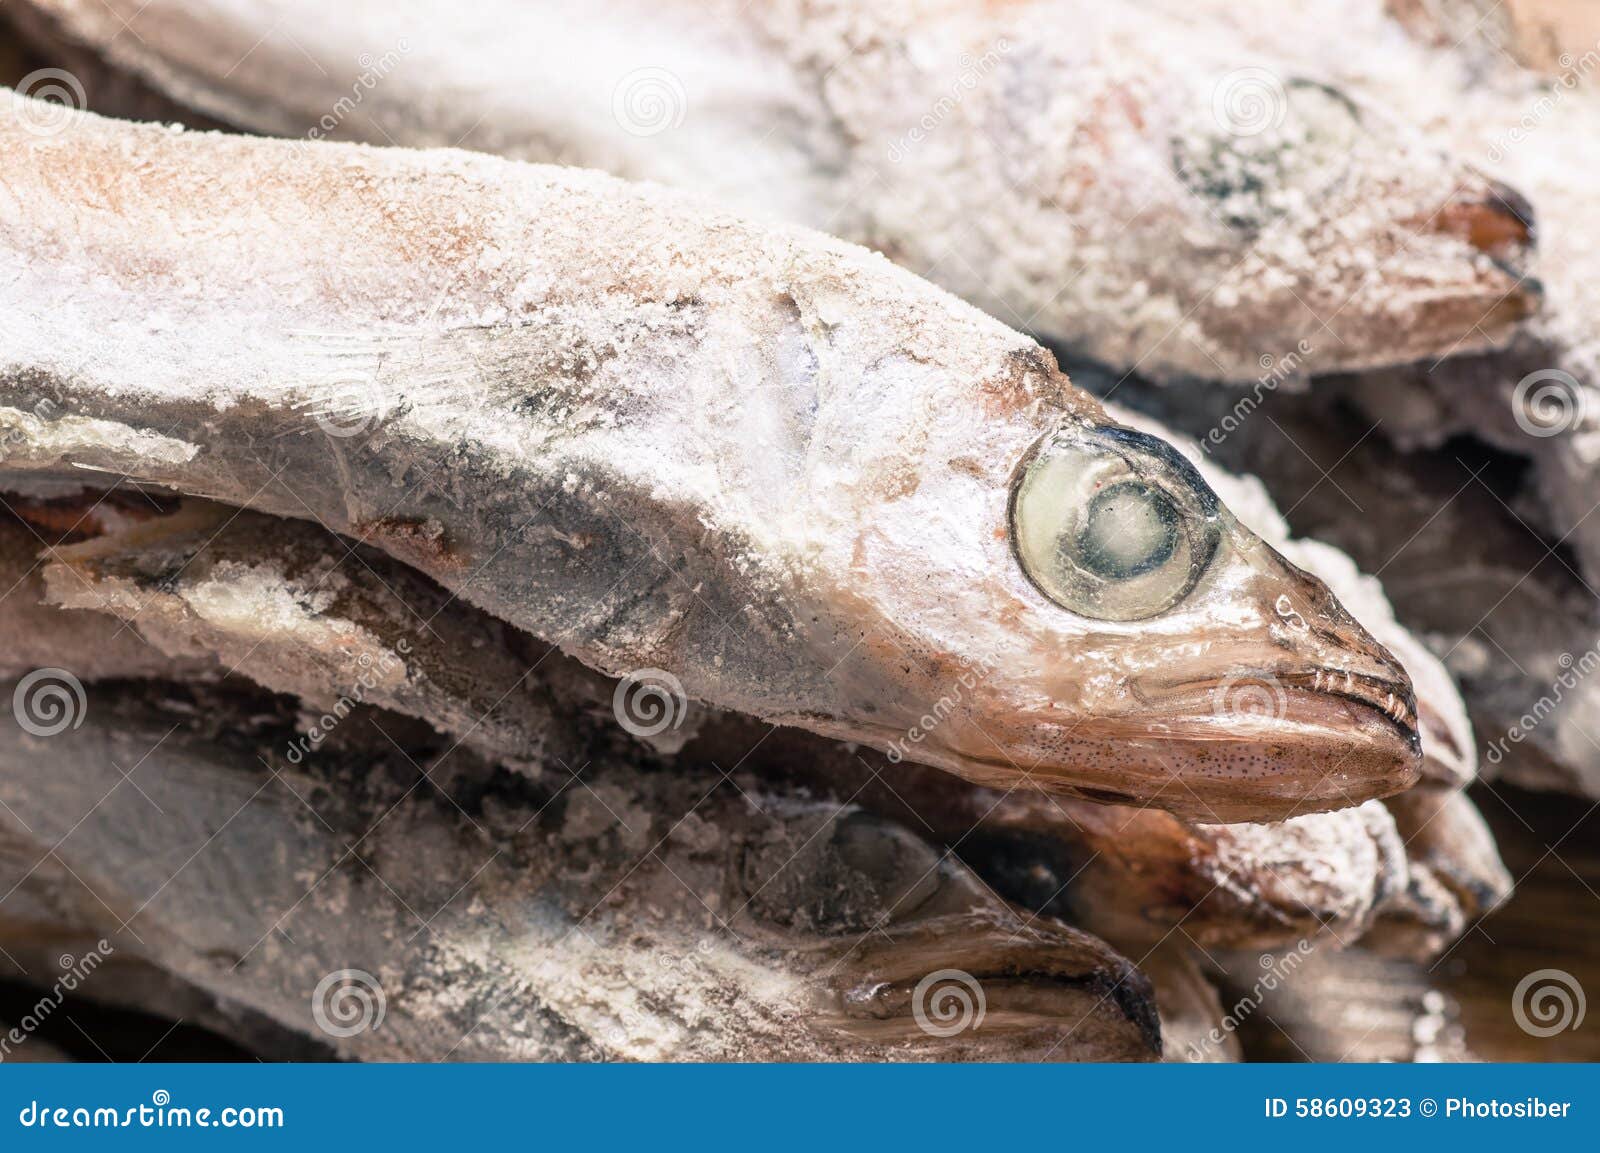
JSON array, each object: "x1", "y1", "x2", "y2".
[
  {"x1": 829, "y1": 401, "x2": 1421, "y2": 823},
  {"x1": 1157, "y1": 72, "x2": 1539, "y2": 378}
]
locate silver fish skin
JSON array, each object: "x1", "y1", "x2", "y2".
[
  {"x1": 12, "y1": 0, "x2": 1538, "y2": 382},
  {"x1": 0, "y1": 100, "x2": 1421, "y2": 820}
]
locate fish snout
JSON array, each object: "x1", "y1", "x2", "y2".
[
  {"x1": 1275, "y1": 667, "x2": 1419, "y2": 748},
  {"x1": 1265, "y1": 561, "x2": 1424, "y2": 757},
  {"x1": 1438, "y1": 178, "x2": 1536, "y2": 261},
  {"x1": 1409, "y1": 175, "x2": 1544, "y2": 337}
]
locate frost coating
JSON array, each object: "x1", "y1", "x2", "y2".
[
  {"x1": 17, "y1": 0, "x2": 1537, "y2": 381},
  {"x1": 0, "y1": 100, "x2": 1421, "y2": 821}
]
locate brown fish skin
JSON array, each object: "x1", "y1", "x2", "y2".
[
  {"x1": 1, "y1": 494, "x2": 1421, "y2": 963},
  {"x1": 0, "y1": 488, "x2": 1473, "y2": 1050},
  {"x1": 0, "y1": 493, "x2": 1422, "y2": 982}
]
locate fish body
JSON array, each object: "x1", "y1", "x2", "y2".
[
  {"x1": 0, "y1": 680, "x2": 1162, "y2": 1061},
  {"x1": 0, "y1": 101, "x2": 1420, "y2": 819},
  {"x1": 0, "y1": 489, "x2": 1443, "y2": 957},
  {"x1": 14, "y1": 0, "x2": 1539, "y2": 381}
]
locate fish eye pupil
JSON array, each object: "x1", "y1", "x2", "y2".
[{"x1": 1070, "y1": 481, "x2": 1179, "y2": 580}]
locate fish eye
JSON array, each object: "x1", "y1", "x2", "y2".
[
  {"x1": 1009, "y1": 424, "x2": 1222, "y2": 621},
  {"x1": 1173, "y1": 78, "x2": 1362, "y2": 233}
]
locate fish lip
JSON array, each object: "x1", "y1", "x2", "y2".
[
  {"x1": 1173, "y1": 668, "x2": 1421, "y2": 751},
  {"x1": 1433, "y1": 180, "x2": 1537, "y2": 263},
  {"x1": 827, "y1": 917, "x2": 1163, "y2": 1057},
  {"x1": 1406, "y1": 179, "x2": 1542, "y2": 335},
  {"x1": 1483, "y1": 179, "x2": 1537, "y2": 249},
  {"x1": 1277, "y1": 669, "x2": 1422, "y2": 752}
]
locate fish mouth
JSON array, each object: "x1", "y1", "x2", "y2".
[
  {"x1": 1274, "y1": 668, "x2": 1421, "y2": 750},
  {"x1": 1436, "y1": 180, "x2": 1536, "y2": 258},
  {"x1": 861, "y1": 664, "x2": 1424, "y2": 824},
  {"x1": 820, "y1": 916, "x2": 1162, "y2": 1060},
  {"x1": 1414, "y1": 180, "x2": 1543, "y2": 338},
  {"x1": 1190, "y1": 665, "x2": 1427, "y2": 764}
]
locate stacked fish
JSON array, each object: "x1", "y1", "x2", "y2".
[{"x1": 0, "y1": 0, "x2": 1590, "y2": 1062}]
